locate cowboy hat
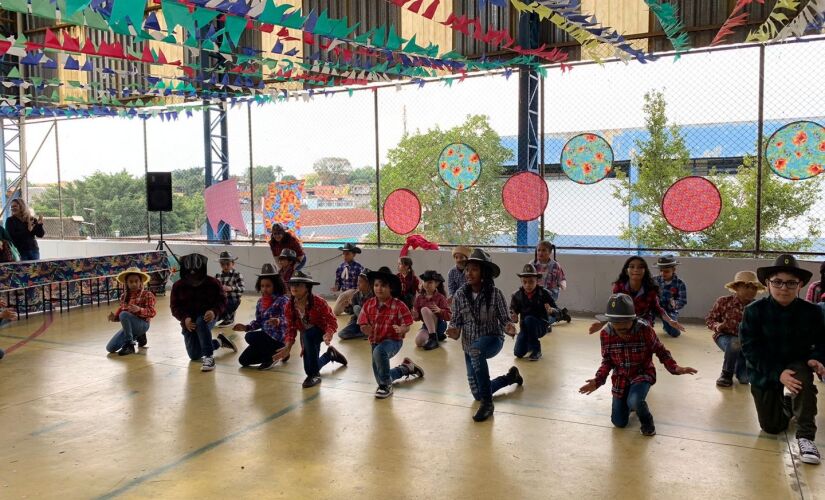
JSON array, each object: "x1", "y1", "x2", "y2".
[
  {"x1": 419, "y1": 270, "x2": 445, "y2": 283},
  {"x1": 277, "y1": 249, "x2": 298, "y2": 262},
  {"x1": 288, "y1": 271, "x2": 321, "y2": 286},
  {"x1": 115, "y1": 267, "x2": 151, "y2": 285},
  {"x1": 654, "y1": 255, "x2": 680, "y2": 268},
  {"x1": 218, "y1": 251, "x2": 238, "y2": 262},
  {"x1": 517, "y1": 263, "x2": 542, "y2": 278},
  {"x1": 595, "y1": 293, "x2": 637, "y2": 322},
  {"x1": 367, "y1": 266, "x2": 402, "y2": 297},
  {"x1": 270, "y1": 223, "x2": 286, "y2": 234},
  {"x1": 452, "y1": 245, "x2": 471, "y2": 258},
  {"x1": 724, "y1": 271, "x2": 766, "y2": 292},
  {"x1": 338, "y1": 243, "x2": 362, "y2": 254},
  {"x1": 179, "y1": 253, "x2": 208, "y2": 278},
  {"x1": 257, "y1": 263, "x2": 280, "y2": 277},
  {"x1": 756, "y1": 254, "x2": 813, "y2": 286},
  {"x1": 466, "y1": 248, "x2": 500, "y2": 278}
]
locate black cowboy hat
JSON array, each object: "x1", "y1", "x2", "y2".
[
  {"x1": 179, "y1": 253, "x2": 208, "y2": 278},
  {"x1": 257, "y1": 263, "x2": 279, "y2": 277},
  {"x1": 367, "y1": 266, "x2": 402, "y2": 297},
  {"x1": 218, "y1": 251, "x2": 238, "y2": 262},
  {"x1": 595, "y1": 293, "x2": 637, "y2": 322},
  {"x1": 419, "y1": 270, "x2": 445, "y2": 283},
  {"x1": 271, "y1": 223, "x2": 286, "y2": 233},
  {"x1": 288, "y1": 271, "x2": 321, "y2": 286},
  {"x1": 654, "y1": 255, "x2": 680, "y2": 268},
  {"x1": 756, "y1": 254, "x2": 813, "y2": 286},
  {"x1": 338, "y1": 243, "x2": 362, "y2": 254},
  {"x1": 466, "y1": 248, "x2": 500, "y2": 278},
  {"x1": 277, "y1": 249, "x2": 298, "y2": 262},
  {"x1": 516, "y1": 263, "x2": 542, "y2": 278}
]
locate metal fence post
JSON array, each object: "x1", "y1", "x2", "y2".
[
  {"x1": 248, "y1": 102, "x2": 255, "y2": 245},
  {"x1": 539, "y1": 74, "x2": 546, "y2": 241},
  {"x1": 374, "y1": 88, "x2": 381, "y2": 247},
  {"x1": 755, "y1": 44, "x2": 765, "y2": 256},
  {"x1": 54, "y1": 121, "x2": 64, "y2": 239},
  {"x1": 143, "y1": 120, "x2": 150, "y2": 242}
]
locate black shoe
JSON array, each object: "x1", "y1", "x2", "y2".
[
  {"x1": 783, "y1": 395, "x2": 793, "y2": 418},
  {"x1": 473, "y1": 400, "x2": 495, "y2": 422},
  {"x1": 136, "y1": 334, "x2": 147, "y2": 348},
  {"x1": 423, "y1": 334, "x2": 439, "y2": 351},
  {"x1": 326, "y1": 345, "x2": 348, "y2": 366},
  {"x1": 507, "y1": 366, "x2": 523, "y2": 386},
  {"x1": 437, "y1": 332, "x2": 447, "y2": 342},
  {"x1": 640, "y1": 415, "x2": 656, "y2": 436},
  {"x1": 117, "y1": 343, "x2": 136, "y2": 356},
  {"x1": 302, "y1": 375, "x2": 322, "y2": 388},
  {"x1": 375, "y1": 385, "x2": 393, "y2": 399},
  {"x1": 562, "y1": 308, "x2": 572, "y2": 323},
  {"x1": 217, "y1": 333, "x2": 237, "y2": 352},
  {"x1": 528, "y1": 350, "x2": 542, "y2": 361},
  {"x1": 546, "y1": 324, "x2": 553, "y2": 334},
  {"x1": 258, "y1": 358, "x2": 275, "y2": 371},
  {"x1": 716, "y1": 371, "x2": 733, "y2": 387}
]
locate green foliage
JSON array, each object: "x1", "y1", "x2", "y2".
[
  {"x1": 313, "y1": 157, "x2": 352, "y2": 185},
  {"x1": 349, "y1": 166, "x2": 375, "y2": 185}
]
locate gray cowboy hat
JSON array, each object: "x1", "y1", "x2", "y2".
[
  {"x1": 257, "y1": 263, "x2": 279, "y2": 277},
  {"x1": 277, "y1": 249, "x2": 298, "y2": 262},
  {"x1": 756, "y1": 254, "x2": 813, "y2": 286},
  {"x1": 288, "y1": 271, "x2": 321, "y2": 286},
  {"x1": 218, "y1": 251, "x2": 238, "y2": 262},
  {"x1": 466, "y1": 248, "x2": 500, "y2": 278},
  {"x1": 516, "y1": 263, "x2": 542, "y2": 278},
  {"x1": 654, "y1": 255, "x2": 680, "y2": 268},
  {"x1": 595, "y1": 293, "x2": 637, "y2": 322}
]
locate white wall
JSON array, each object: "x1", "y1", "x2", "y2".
[{"x1": 38, "y1": 240, "x2": 822, "y2": 320}]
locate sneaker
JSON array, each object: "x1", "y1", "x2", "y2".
[
  {"x1": 473, "y1": 400, "x2": 494, "y2": 422},
  {"x1": 217, "y1": 333, "x2": 237, "y2": 352},
  {"x1": 258, "y1": 358, "x2": 274, "y2": 371},
  {"x1": 528, "y1": 351, "x2": 542, "y2": 361},
  {"x1": 136, "y1": 334, "x2": 147, "y2": 348},
  {"x1": 716, "y1": 372, "x2": 733, "y2": 387},
  {"x1": 201, "y1": 356, "x2": 216, "y2": 372},
  {"x1": 375, "y1": 385, "x2": 393, "y2": 399},
  {"x1": 117, "y1": 342, "x2": 136, "y2": 356},
  {"x1": 326, "y1": 345, "x2": 348, "y2": 366},
  {"x1": 423, "y1": 334, "x2": 439, "y2": 351},
  {"x1": 507, "y1": 366, "x2": 524, "y2": 386},
  {"x1": 798, "y1": 438, "x2": 821, "y2": 465},
  {"x1": 402, "y1": 357, "x2": 425, "y2": 378},
  {"x1": 217, "y1": 319, "x2": 232, "y2": 327},
  {"x1": 302, "y1": 375, "x2": 321, "y2": 388}
]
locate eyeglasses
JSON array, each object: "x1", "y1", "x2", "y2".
[{"x1": 768, "y1": 279, "x2": 800, "y2": 289}]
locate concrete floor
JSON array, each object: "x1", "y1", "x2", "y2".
[{"x1": 0, "y1": 296, "x2": 822, "y2": 499}]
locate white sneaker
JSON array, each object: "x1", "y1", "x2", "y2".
[
  {"x1": 798, "y1": 438, "x2": 821, "y2": 465},
  {"x1": 201, "y1": 356, "x2": 216, "y2": 372}
]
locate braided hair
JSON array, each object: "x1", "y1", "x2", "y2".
[{"x1": 615, "y1": 256, "x2": 658, "y2": 294}]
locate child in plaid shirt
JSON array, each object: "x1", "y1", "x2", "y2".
[
  {"x1": 105, "y1": 268, "x2": 157, "y2": 356},
  {"x1": 332, "y1": 243, "x2": 364, "y2": 316},
  {"x1": 580, "y1": 293, "x2": 697, "y2": 436},
  {"x1": 234, "y1": 264, "x2": 290, "y2": 370},
  {"x1": 216, "y1": 251, "x2": 245, "y2": 326},
  {"x1": 0, "y1": 298, "x2": 18, "y2": 360},
  {"x1": 653, "y1": 255, "x2": 687, "y2": 338}
]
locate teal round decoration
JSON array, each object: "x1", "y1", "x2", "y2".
[
  {"x1": 437, "y1": 143, "x2": 482, "y2": 191},
  {"x1": 765, "y1": 121, "x2": 825, "y2": 180},
  {"x1": 560, "y1": 133, "x2": 614, "y2": 184}
]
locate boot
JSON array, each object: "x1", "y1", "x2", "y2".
[
  {"x1": 473, "y1": 399, "x2": 495, "y2": 422},
  {"x1": 507, "y1": 366, "x2": 523, "y2": 386},
  {"x1": 423, "y1": 333, "x2": 439, "y2": 351},
  {"x1": 715, "y1": 371, "x2": 733, "y2": 387},
  {"x1": 562, "y1": 308, "x2": 572, "y2": 323}
]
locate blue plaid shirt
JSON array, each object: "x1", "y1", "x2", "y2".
[
  {"x1": 447, "y1": 267, "x2": 466, "y2": 297},
  {"x1": 335, "y1": 261, "x2": 364, "y2": 291},
  {"x1": 654, "y1": 275, "x2": 687, "y2": 313}
]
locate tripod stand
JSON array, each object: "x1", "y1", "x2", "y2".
[{"x1": 155, "y1": 211, "x2": 178, "y2": 261}]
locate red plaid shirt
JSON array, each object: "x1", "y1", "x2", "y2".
[
  {"x1": 283, "y1": 295, "x2": 337, "y2": 344},
  {"x1": 358, "y1": 296, "x2": 413, "y2": 344},
  {"x1": 114, "y1": 289, "x2": 157, "y2": 322},
  {"x1": 705, "y1": 295, "x2": 750, "y2": 341},
  {"x1": 594, "y1": 320, "x2": 679, "y2": 398},
  {"x1": 412, "y1": 292, "x2": 452, "y2": 322},
  {"x1": 612, "y1": 282, "x2": 668, "y2": 324}
]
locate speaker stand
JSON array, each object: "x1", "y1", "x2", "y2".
[{"x1": 155, "y1": 211, "x2": 178, "y2": 261}]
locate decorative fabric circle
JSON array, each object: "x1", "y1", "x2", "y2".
[
  {"x1": 765, "y1": 121, "x2": 825, "y2": 180},
  {"x1": 502, "y1": 172, "x2": 548, "y2": 221},
  {"x1": 383, "y1": 189, "x2": 421, "y2": 235},
  {"x1": 560, "y1": 133, "x2": 614, "y2": 184},
  {"x1": 438, "y1": 143, "x2": 482, "y2": 191},
  {"x1": 661, "y1": 176, "x2": 722, "y2": 232}
]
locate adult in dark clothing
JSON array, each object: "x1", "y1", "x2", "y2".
[
  {"x1": 268, "y1": 223, "x2": 306, "y2": 270},
  {"x1": 5, "y1": 198, "x2": 44, "y2": 261}
]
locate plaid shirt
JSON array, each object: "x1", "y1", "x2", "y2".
[
  {"x1": 447, "y1": 267, "x2": 466, "y2": 296},
  {"x1": 412, "y1": 292, "x2": 452, "y2": 322},
  {"x1": 449, "y1": 286, "x2": 512, "y2": 351},
  {"x1": 115, "y1": 289, "x2": 157, "y2": 322},
  {"x1": 246, "y1": 295, "x2": 289, "y2": 343},
  {"x1": 216, "y1": 270, "x2": 245, "y2": 304},
  {"x1": 358, "y1": 296, "x2": 413, "y2": 344},
  {"x1": 398, "y1": 272, "x2": 420, "y2": 298},
  {"x1": 335, "y1": 261, "x2": 364, "y2": 291},
  {"x1": 283, "y1": 294, "x2": 338, "y2": 344},
  {"x1": 805, "y1": 280, "x2": 825, "y2": 303},
  {"x1": 654, "y1": 275, "x2": 687, "y2": 313},
  {"x1": 612, "y1": 282, "x2": 668, "y2": 324},
  {"x1": 594, "y1": 320, "x2": 679, "y2": 399},
  {"x1": 532, "y1": 259, "x2": 566, "y2": 292},
  {"x1": 706, "y1": 295, "x2": 750, "y2": 341}
]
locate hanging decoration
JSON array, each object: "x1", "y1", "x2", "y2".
[
  {"x1": 437, "y1": 143, "x2": 482, "y2": 191},
  {"x1": 560, "y1": 133, "x2": 613, "y2": 184},
  {"x1": 775, "y1": 0, "x2": 825, "y2": 40},
  {"x1": 746, "y1": 0, "x2": 801, "y2": 41},
  {"x1": 262, "y1": 180, "x2": 305, "y2": 239},
  {"x1": 502, "y1": 172, "x2": 548, "y2": 221},
  {"x1": 643, "y1": 0, "x2": 691, "y2": 59},
  {"x1": 204, "y1": 179, "x2": 249, "y2": 236},
  {"x1": 661, "y1": 177, "x2": 722, "y2": 232},
  {"x1": 711, "y1": 0, "x2": 761, "y2": 46},
  {"x1": 765, "y1": 121, "x2": 825, "y2": 180},
  {"x1": 383, "y1": 189, "x2": 422, "y2": 235}
]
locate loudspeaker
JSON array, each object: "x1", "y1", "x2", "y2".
[{"x1": 146, "y1": 172, "x2": 173, "y2": 212}]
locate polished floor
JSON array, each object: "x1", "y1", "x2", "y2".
[{"x1": 0, "y1": 296, "x2": 822, "y2": 499}]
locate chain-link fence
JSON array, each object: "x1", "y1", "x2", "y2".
[{"x1": 14, "y1": 36, "x2": 825, "y2": 256}]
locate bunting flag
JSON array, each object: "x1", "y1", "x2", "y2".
[
  {"x1": 746, "y1": 0, "x2": 801, "y2": 42},
  {"x1": 775, "y1": 0, "x2": 825, "y2": 40},
  {"x1": 644, "y1": 0, "x2": 691, "y2": 59},
  {"x1": 710, "y1": 0, "x2": 763, "y2": 46}
]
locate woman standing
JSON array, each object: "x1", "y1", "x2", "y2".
[{"x1": 6, "y1": 198, "x2": 45, "y2": 261}]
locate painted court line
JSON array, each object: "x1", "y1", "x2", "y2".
[{"x1": 4, "y1": 315, "x2": 55, "y2": 354}]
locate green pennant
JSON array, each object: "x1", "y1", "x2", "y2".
[
  {"x1": 63, "y1": 0, "x2": 91, "y2": 17},
  {"x1": 354, "y1": 28, "x2": 375, "y2": 45},
  {"x1": 193, "y1": 7, "x2": 220, "y2": 29},
  {"x1": 0, "y1": 0, "x2": 29, "y2": 14},
  {"x1": 109, "y1": 19, "x2": 133, "y2": 36},
  {"x1": 280, "y1": 11, "x2": 305, "y2": 29},
  {"x1": 224, "y1": 15, "x2": 247, "y2": 47},
  {"x1": 162, "y1": 0, "x2": 196, "y2": 36},
  {"x1": 386, "y1": 25, "x2": 404, "y2": 51},
  {"x1": 259, "y1": 2, "x2": 293, "y2": 24},
  {"x1": 372, "y1": 26, "x2": 386, "y2": 48},
  {"x1": 31, "y1": 0, "x2": 59, "y2": 19},
  {"x1": 110, "y1": 0, "x2": 145, "y2": 27},
  {"x1": 403, "y1": 35, "x2": 426, "y2": 55},
  {"x1": 184, "y1": 35, "x2": 199, "y2": 49},
  {"x1": 219, "y1": 35, "x2": 233, "y2": 54},
  {"x1": 162, "y1": 34, "x2": 177, "y2": 44},
  {"x1": 7, "y1": 67, "x2": 21, "y2": 79},
  {"x1": 84, "y1": 8, "x2": 109, "y2": 30},
  {"x1": 314, "y1": 10, "x2": 334, "y2": 36},
  {"x1": 331, "y1": 17, "x2": 357, "y2": 39}
]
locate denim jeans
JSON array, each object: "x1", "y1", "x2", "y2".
[
  {"x1": 239, "y1": 330, "x2": 284, "y2": 366},
  {"x1": 656, "y1": 310, "x2": 681, "y2": 337},
  {"x1": 19, "y1": 248, "x2": 40, "y2": 261},
  {"x1": 296, "y1": 254, "x2": 307, "y2": 271},
  {"x1": 611, "y1": 382, "x2": 653, "y2": 428},
  {"x1": 338, "y1": 306, "x2": 366, "y2": 339},
  {"x1": 371, "y1": 339, "x2": 405, "y2": 386},
  {"x1": 514, "y1": 315, "x2": 549, "y2": 358},
  {"x1": 301, "y1": 326, "x2": 332, "y2": 377},
  {"x1": 222, "y1": 299, "x2": 241, "y2": 321},
  {"x1": 181, "y1": 316, "x2": 219, "y2": 360},
  {"x1": 464, "y1": 336, "x2": 512, "y2": 401},
  {"x1": 715, "y1": 334, "x2": 748, "y2": 381},
  {"x1": 549, "y1": 288, "x2": 560, "y2": 302},
  {"x1": 106, "y1": 311, "x2": 150, "y2": 353}
]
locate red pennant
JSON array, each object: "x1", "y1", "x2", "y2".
[
  {"x1": 422, "y1": 0, "x2": 441, "y2": 19},
  {"x1": 156, "y1": 49, "x2": 168, "y2": 65},
  {"x1": 277, "y1": 27, "x2": 290, "y2": 37},
  {"x1": 44, "y1": 28, "x2": 61, "y2": 49},
  {"x1": 80, "y1": 38, "x2": 97, "y2": 55},
  {"x1": 408, "y1": 0, "x2": 425, "y2": 13},
  {"x1": 62, "y1": 35, "x2": 81, "y2": 52}
]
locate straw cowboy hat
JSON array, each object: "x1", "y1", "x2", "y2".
[
  {"x1": 595, "y1": 293, "x2": 637, "y2": 322},
  {"x1": 654, "y1": 255, "x2": 680, "y2": 268},
  {"x1": 452, "y1": 245, "x2": 472, "y2": 258},
  {"x1": 277, "y1": 249, "x2": 298, "y2": 262},
  {"x1": 756, "y1": 254, "x2": 813, "y2": 286},
  {"x1": 419, "y1": 270, "x2": 445, "y2": 283},
  {"x1": 288, "y1": 271, "x2": 321, "y2": 286},
  {"x1": 516, "y1": 263, "x2": 542, "y2": 278},
  {"x1": 724, "y1": 271, "x2": 766, "y2": 292},
  {"x1": 466, "y1": 248, "x2": 500, "y2": 278},
  {"x1": 257, "y1": 263, "x2": 280, "y2": 277},
  {"x1": 116, "y1": 267, "x2": 151, "y2": 285},
  {"x1": 367, "y1": 266, "x2": 402, "y2": 297},
  {"x1": 218, "y1": 251, "x2": 238, "y2": 262}
]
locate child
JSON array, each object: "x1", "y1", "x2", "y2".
[
  {"x1": 397, "y1": 256, "x2": 420, "y2": 309},
  {"x1": 532, "y1": 240, "x2": 567, "y2": 302},
  {"x1": 0, "y1": 298, "x2": 18, "y2": 359},
  {"x1": 579, "y1": 293, "x2": 697, "y2": 436},
  {"x1": 332, "y1": 243, "x2": 365, "y2": 316},
  {"x1": 269, "y1": 222, "x2": 306, "y2": 269},
  {"x1": 510, "y1": 264, "x2": 560, "y2": 361},
  {"x1": 276, "y1": 271, "x2": 347, "y2": 388},
  {"x1": 413, "y1": 270, "x2": 451, "y2": 350},
  {"x1": 804, "y1": 261, "x2": 825, "y2": 308},
  {"x1": 447, "y1": 246, "x2": 471, "y2": 300},
  {"x1": 358, "y1": 266, "x2": 424, "y2": 399},
  {"x1": 276, "y1": 249, "x2": 299, "y2": 285},
  {"x1": 447, "y1": 249, "x2": 522, "y2": 422},
  {"x1": 337, "y1": 269, "x2": 373, "y2": 340},
  {"x1": 216, "y1": 251, "x2": 245, "y2": 326},
  {"x1": 653, "y1": 255, "x2": 687, "y2": 338},
  {"x1": 589, "y1": 256, "x2": 684, "y2": 335},
  {"x1": 234, "y1": 264, "x2": 290, "y2": 370},
  {"x1": 170, "y1": 253, "x2": 237, "y2": 372},
  {"x1": 706, "y1": 270, "x2": 764, "y2": 387},
  {"x1": 105, "y1": 267, "x2": 156, "y2": 356}
]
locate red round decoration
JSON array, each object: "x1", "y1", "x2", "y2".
[
  {"x1": 502, "y1": 172, "x2": 548, "y2": 221},
  {"x1": 661, "y1": 176, "x2": 722, "y2": 232},
  {"x1": 383, "y1": 189, "x2": 421, "y2": 235}
]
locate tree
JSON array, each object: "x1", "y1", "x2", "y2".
[
  {"x1": 373, "y1": 114, "x2": 512, "y2": 245},
  {"x1": 282, "y1": 174, "x2": 297, "y2": 182},
  {"x1": 349, "y1": 165, "x2": 375, "y2": 185},
  {"x1": 614, "y1": 90, "x2": 822, "y2": 254},
  {"x1": 312, "y1": 157, "x2": 352, "y2": 185}
]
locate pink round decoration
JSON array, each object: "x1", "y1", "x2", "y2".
[
  {"x1": 502, "y1": 172, "x2": 548, "y2": 221},
  {"x1": 383, "y1": 188, "x2": 421, "y2": 235},
  {"x1": 661, "y1": 176, "x2": 722, "y2": 232}
]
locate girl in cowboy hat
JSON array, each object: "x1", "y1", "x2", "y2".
[
  {"x1": 105, "y1": 268, "x2": 157, "y2": 356},
  {"x1": 447, "y1": 249, "x2": 522, "y2": 422},
  {"x1": 580, "y1": 294, "x2": 697, "y2": 436},
  {"x1": 234, "y1": 264, "x2": 290, "y2": 370},
  {"x1": 653, "y1": 255, "x2": 688, "y2": 338},
  {"x1": 413, "y1": 270, "x2": 451, "y2": 350},
  {"x1": 332, "y1": 243, "x2": 365, "y2": 316},
  {"x1": 276, "y1": 271, "x2": 346, "y2": 388},
  {"x1": 447, "y1": 246, "x2": 471, "y2": 302},
  {"x1": 269, "y1": 223, "x2": 306, "y2": 270},
  {"x1": 510, "y1": 264, "x2": 560, "y2": 361},
  {"x1": 705, "y1": 271, "x2": 765, "y2": 387},
  {"x1": 276, "y1": 249, "x2": 299, "y2": 285},
  {"x1": 216, "y1": 251, "x2": 245, "y2": 327}
]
